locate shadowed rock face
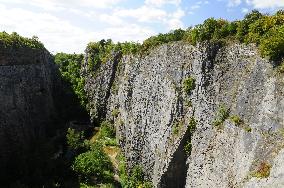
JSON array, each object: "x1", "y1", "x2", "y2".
[
  {"x1": 83, "y1": 42, "x2": 284, "y2": 188},
  {"x1": 0, "y1": 47, "x2": 62, "y2": 183}
]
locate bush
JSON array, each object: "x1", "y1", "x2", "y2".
[
  {"x1": 172, "y1": 119, "x2": 184, "y2": 135},
  {"x1": 111, "y1": 108, "x2": 119, "y2": 117},
  {"x1": 66, "y1": 128, "x2": 86, "y2": 150},
  {"x1": 183, "y1": 76, "x2": 196, "y2": 94},
  {"x1": 0, "y1": 31, "x2": 44, "y2": 49},
  {"x1": 229, "y1": 115, "x2": 243, "y2": 126},
  {"x1": 141, "y1": 29, "x2": 185, "y2": 53},
  {"x1": 252, "y1": 162, "x2": 271, "y2": 178},
  {"x1": 259, "y1": 25, "x2": 284, "y2": 61},
  {"x1": 86, "y1": 10, "x2": 284, "y2": 66},
  {"x1": 72, "y1": 143, "x2": 114, "y2": 183},
  {"x1": 86, "y1": 39, "x2": 140, "y2": 73},
  {"x1": 122, "y1": 165, "x2": 152, "y2": 188},
  {"x1": 99, "y1": 121, "x2": 116, "y2": 139},
  {"x1": 184, "y1": 140, "x2": 192, "y2": 155},
  {"x1": 54, "y1": 53, "x2": 87, "y2": 107},
  {"x1": 212, "y1": 105, "x2": 230, "y2": 128}
]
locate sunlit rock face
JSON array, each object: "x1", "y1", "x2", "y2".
[{"x1": 84, "y1": 42, "x2": 284, "y2": 188}]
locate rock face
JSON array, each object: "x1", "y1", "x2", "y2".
[
  {"x1": 83, "y1": 42, "x2": 284, "y2": 188},
  {"x1": 0, "y1": 47, "x2": 62, "y2": 183}
]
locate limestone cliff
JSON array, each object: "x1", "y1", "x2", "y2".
[
  {"x1": 83, "y1": 42, "x2": 284, "y2": 188},
  {"x1": 0, "y1": 46, "x2": 62, "y2": 184}
]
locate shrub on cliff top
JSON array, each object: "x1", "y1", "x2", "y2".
[
  {"x1": 86, "y1": 10, "x2": 283, "y2": 70},
  {"x1": 86, "y1": 39, "x2": 140, "y2": 72},
  {"x1": 0, "y1": 31, "x2": 44, "y2": 49}
]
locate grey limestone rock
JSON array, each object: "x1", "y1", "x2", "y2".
[
  {"x1": 0, "y1": 47, "x2": 62, "y2": 182},
  {"x1": 83, "y1": 42, "x2": 284, "y2": 188}
]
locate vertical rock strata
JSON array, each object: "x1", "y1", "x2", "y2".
[
  {"x1": 0, "y1": 47, "x2": 61, "y2": 183},
  {"x1": 84, "y1": 42, "x2": 284, "y2": 188}
]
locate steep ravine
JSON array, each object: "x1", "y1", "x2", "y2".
[{"x1": 83, "y1": 42, "x2": 284, "y2": 188}]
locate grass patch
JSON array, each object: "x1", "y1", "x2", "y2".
[
  {"x1": 111, "y1": 108, "x2": 120, "y2": 118},
  {"x1": 252, "y1": 162, "x2": 271, "y2": 178},
  {"x1": 183, "y1": 76, "x2": 196, "y2": 94},
  {"x1": 212, "y1": 105, "x2": 230, "y2": 129},
  {"x1": 172, "y1": 119, "x2": 184, "y2": 135},
  {"x1": 229, "y1": 115, "x2": 243, "y2": 126}
]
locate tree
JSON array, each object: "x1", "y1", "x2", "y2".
[{"x1": 72, "y1": 144, "x2": 113, "y2": 183}]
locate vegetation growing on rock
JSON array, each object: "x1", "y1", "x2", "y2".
[
  {"x1": 212, "y1": 105, "x2": 230, "y2": 128},
  {"x1": 72, "y1": 144, "x2": 114, "y2": 184},
  {"x1": 85, "y1": 10, "x2": 284, "y2": 75},
  {"x1": 54, "y1": 53, "x2": 87, "y2": 107},
  {"x1": 183, "y1": 76, "x2": 196, "y2": 94},
  {"x1": 0, "y1": 31, "x2": 44, "y2": 49},
  {"x1": 252, "y1": 162, "x2": 271, "y2": 178},
  {"x1": 119, "y1": 163, "x2": 153, "y2": 188},
  {"x1": 86, "y1": 39, "x2": 140, "y2": 72}
]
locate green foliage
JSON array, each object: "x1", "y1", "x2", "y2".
[
  {"x1": 72, "y1": 143, "x2": 114, "y2": 183},
  {"x1": 229, "y1": 115, "x2": 243, "y2": 126},
  {"x1": 99, "y1": 121, "x2": 116, "y2": 139},
  {"x1": 212, "y1": 105, "x2": 230, "y2": 128},
  {"x1": 279, "y1": 61, "x2": 284, "y2": 73},
  {"x1": 183, "y1": 76, "x2": 196, "y2": 94},
  {"x1": 184, "y1": 140, "x2": 192, "y2": 155},
  {"x1": 237, "y1": 10, "x2": 263, "y2": 42},
  {"x1": 182, "y1": 10, "x2": 284, "y2": 62},
  {"x1": 94, "y1": 121, "x2": 117, "y2": 146},
  {"x1": 111, "y1": 108, "x2": 119, "y2": 117},
  {"x1": 244, "y1": 126, "x2": 252, "y2": 132},
  {"x1": 87, "y1": 10, "x2": 284, "y2": 68},
  {"x1": 172, "y1": 119, "x2": 184, "y2": 135},
  {"x1": 117, "y1": 154, "x2": 152, "y2": 188},
  {"x1": 141, "y1": 29, "x2": 185, "y2": 53},
  {"x1": 188, "y1": 117, "x2": 197, "y2": 133},
  {"x1": 120, "y1": 165, "x2": 153, "y2": 188},
  {"x1": 54, "y1": 53, "x2": 87, "y2": 107},
  {"x1": 252, "y1": 162, "x2": 271, "y2": 178},
  {"x1": 86, "y1": 39, "x2": 140, "y2": 72},
  {"x1": 66, "y1": 128, "x2": 86, "y2": 150},
  {"x1": 0, "y1": 31, "x2": 44, "y2": 49},
  {"x1": 259, "y1": 25, "x2": 284, "y2": 61},
  {"x1": 184, "y1": 117, "x2": 197, "y2": 155},
  {"x1": 185, "y1": 99, "x2": 192, "y2": 107}
]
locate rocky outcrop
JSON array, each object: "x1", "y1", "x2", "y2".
[
  {"x1": 83, "y1": 42, "x2": 284, "y2": 188},
  {"x1": 0, "y1": 47, "x2": 62, "y2": 183}
]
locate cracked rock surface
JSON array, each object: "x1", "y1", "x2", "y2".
[
  {"x1": 83, "y1": 42, "x2": 284, "y2": 188},
  {"x1": 0, "y1": 47, "x2": 62, "y2": 182}
]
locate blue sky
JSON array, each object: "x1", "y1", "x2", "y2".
[{"x1": 0, "y1": 0, "x2": 283, "y2": 53}]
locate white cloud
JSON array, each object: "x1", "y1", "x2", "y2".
[
  {"x1": 145, "y1": 0, "x2": 181, "y2": 7},
  {"x1": 0, "y1": 5, "x2": 94, "y2": 53},
  {"x1": 190, "y1": 5, "x2": 201, "y2": 9},
  {"x1": 0, "y1": 5, "x2": 155, "y2": 53},
  {"x1": 102, "y1": 24, "x2": 155, "y2": 42},
  {"x1": 0, "y1": 0, "x2": 125, "y2": 10},
  {"x1": 114, "y1": 6, "x2": 168, "y2": 23},
  {"x1": 242, "y1": 8, "x2": 249, "y2": 13},
  {"x1": 167, "y1": 8, "x2": 185, "y2": 29},
  {"x1": 246, "y1": 0, "x2": 284, "y2": 9},
  {"x1": 99, "y1": 14, "x2": 124, "y2": 26},
  {"x1": 0, "y1": 0, "x2": 185, "y2": 53},
  {"x1": 228, "y1": 0, "x2": 242, "y2": 7}
]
